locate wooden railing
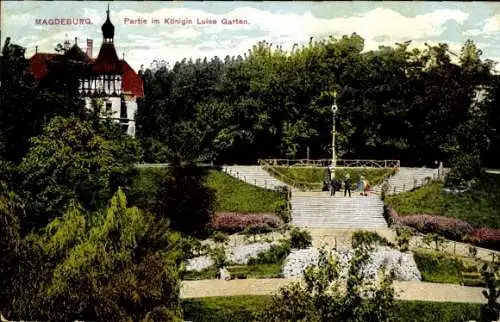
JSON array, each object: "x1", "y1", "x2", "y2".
[{"x1": 259, "y1": 159, "x2": 400, "y2": 168}]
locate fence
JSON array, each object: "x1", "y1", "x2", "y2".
[{"x1": 259, "y1": 159, "x2": 400, "y2": 168}]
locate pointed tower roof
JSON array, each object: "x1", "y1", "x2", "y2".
[
  {"x1": 94, "y1": 4, "x2": 120, "y2": 72},
  {"x1": 101, "y1": 3, "x2": 115, "y2": 40}
]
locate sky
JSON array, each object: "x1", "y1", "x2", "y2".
[{"x1": 2, "y1": 1, "x2": 500, "y2": 73}]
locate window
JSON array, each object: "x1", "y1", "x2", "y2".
[
  {"x1": 120, "y1": 101, "x2": 127, "y2": 119},
  {"x1": 106, "y1": 102, "x2": 112, "y2": 113}
]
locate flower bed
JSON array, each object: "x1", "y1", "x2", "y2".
[
  {"x1": 467, "y1": 228, "x2": 500, "y2": 251},
  {"x1": 209, "y1": 213, "x2": 284, "y2": 234},
  {"x1": 386, "y1": 206, "x2": 500, "y2": 251},
  {"x1": 398, "y1": 214, "x2": 473, "y2": 240},
  {"x1": 282, "y1": 246, "x2": 422, "y2": 281}
]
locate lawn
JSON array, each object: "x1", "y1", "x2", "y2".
[
  {"x1": 265, "y1": 166, "x2": 394, "y2": 190},
  {"x1": 131, "y1": 168, "x2": 286, "y2": 214},
  {"x1": 206, "y1": 170, "x2": 286, "y2": 213},
  {"x1": 385, "y1": 173, "x2": 500, "y2": 228},
  {"x1": 181, "y1": 295, "x2": 482, "y2": 322},
  {"x1": 412, "y1": 248, "x2": 484, "y2": 286}
]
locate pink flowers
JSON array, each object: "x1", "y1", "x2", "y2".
[
  {"x1": 467, "y1": 228, "x2": 500, "y2": 250},
  {"x1": 385, "y1": 206, "x2": 500, "y2": 250},
  {"x1": 209, "y1": 212, "x2": 284, "y2": 233},
  {"x1": 397, "y1": 214, "x2": 473, "y2": 240}
]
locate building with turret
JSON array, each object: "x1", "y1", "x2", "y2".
[{"x1": 28, "y1": 5, "x2": 143, "y2": 137}]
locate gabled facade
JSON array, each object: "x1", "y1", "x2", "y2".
[{"x1": 28, "y1": 6, "x2": 144, "y2": 137}]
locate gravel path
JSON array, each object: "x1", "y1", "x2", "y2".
[{"x1": 181, "y1": 278, "x2": 489, "y2": 303}]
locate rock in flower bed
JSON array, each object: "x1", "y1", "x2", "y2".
[
  {"x1": 282, "y1": 246, "x2": 422, "y2": 282},
  {"x1": 227, "y1": 241, "x2": 279, "y2": 264},
  {"x1": 185, "y1": 241, "x2": 278, "y2": 271},
  {"x1": 185, "y1": 255, "x2": 214, "y2": 272}
]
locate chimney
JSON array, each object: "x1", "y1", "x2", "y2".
[
  {"x1": 86, "y1": 39, "x2": 93, "y2": 58},
  {"x1": 64, "y1": 34, "x2": 70, "y2": 51},
  {"x1": 74, "y1": 37, "x2": 78, "y2": 45},
  {"x1": 35, "y1": 46, "x2": 38, "y2": 54}
]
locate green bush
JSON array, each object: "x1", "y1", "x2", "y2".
[
  {"x1": 211, "y1": 246, "x2": 227, "y2": 269},
  {"x1": 413, "y1": 249, "x2": 465, "y2": 284},
  {"x1": 248, "y1": 239, "x2": 291, "y2": 265},
  {"x1": 352, "y1": 230, "x2": 394, "y2": 248},
  {"x1": 290, "y1": 227, "x2": 312, "y2": 249},
  {"x1": 395, "y1": 228, "x2": 413, "y2": 252},
  {"x1": 211, "y1": 231, "x2": 229, "y2": 243},
  {"x1": 272, "y1": 199, "x2": 291, "y2": 223}
]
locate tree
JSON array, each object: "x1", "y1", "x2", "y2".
[
  {"x1": 0, "y1": 181, "x2": 24, "y2": 317},
  {"x1": 0, "y1": 38, "x2": 87, "y2": 163},
  {"x1": 17, "y1": 116, "x2": 141, "y2": 230},
  {"x1": 255, "y1": 241, "x2": 395, "y2": 322},
  {"x1": 154, "y1": 160, "x2": 216, "y2": 237},
  {"x1": 4, "y1": 189, "x2": 183, "y2": 321}
]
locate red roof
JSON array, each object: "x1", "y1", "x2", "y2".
[
  {"x1": 28, "y1": 45, "x2": 143, "y2": 98},
  {"x1": 119, "y1": 60, "x2": 144, "y2": 97},
  {"x1": 29, "y1": 53, "x2": 59, "y2": 80}
]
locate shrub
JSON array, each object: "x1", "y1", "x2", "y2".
[
  {"x1": 352, "y1": 231, "x2": 393, "y2": 248},
  {"x1": 423, "y1": 233, "x2": 447, "y2": 251},
  {"x1": 248, "y1": 239, "x2": 291, "y2": 265},
  {"x1": 211, "y1": 231, "x2": 229, "y2": 243},
  {"x1": 395, "y1": 228, "x2": 413, "y2": 252},
  {"x1": 272, "y1": 199, "x2": 290, "y2": 223},
  {"x1": 209, "y1": 213, "x2": 284, "y2": 234},
  {"x1": 289, "y1": 228, "x2": 312, "y2": 249},
  {"x1": 211, "y1": 246, "x2": 227, "y2": 269},
  {"x1": 398, "y1": 214, "x2": 473, "y2": 240},
  {"x1": 467, "y1": 228, "x2": 500, "y2": 251}
]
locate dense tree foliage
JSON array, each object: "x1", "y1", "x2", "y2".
[
  {"x1": 3, "y1": 189, "x2": 183, "y2": 321},
  {"x1": 0, "y1": 37, "x2": 88, "y2": 163},
  {"x1": 137, "y1": 35, "x2": 499, "y2": 170},
  {"x1": 16, "y1": 116, "x2": 142, "y2": 231}
]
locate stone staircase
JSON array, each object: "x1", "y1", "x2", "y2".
[
  {"x1": 221, "y1": 165, "x2": 289, "y2": 190},
  {"x1": 291, "y1": 191, "x2": 387, "y2": 229},
  {"x1": 373, "y1": 167, "x2": 442, "y2": 195}
]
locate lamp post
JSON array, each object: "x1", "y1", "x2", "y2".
[{"x1": 331, "y1": 90, "x2": 338, "y2": 169}]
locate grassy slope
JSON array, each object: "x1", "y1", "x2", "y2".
[
  {"x1": 206, "y1": 170, "x2": 285, "y2": 213},
  {"x1": 267, "y1": 167, "x2": 393, "y2": 190},
  {"x1": 181, "y1": 295, "x2": 481, "y2": 322},
  {"x1": 132, "y1": 168, "x2": 285, "y2": 214},
  {"x1": 385, "y1": 173, "x2": 500, "y2": 228}
]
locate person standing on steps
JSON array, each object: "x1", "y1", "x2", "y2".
[
  {"x1": 344, "y1": 174, "x2": 351, "y2": 197},
  {"x1": 330, "y1": 171, "x2": 337, "y2": 196},
  {"x1": 357, "y1": 175, "x2": 365, "y2": 195}
]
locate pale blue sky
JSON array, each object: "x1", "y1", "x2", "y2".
[{"x1": 2, "y1": 1, "x2": 500, "y2": 72}]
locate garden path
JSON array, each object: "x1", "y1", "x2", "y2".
[{"x1": 181, "y1": 278, "x2": 488, "y2": 303}]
